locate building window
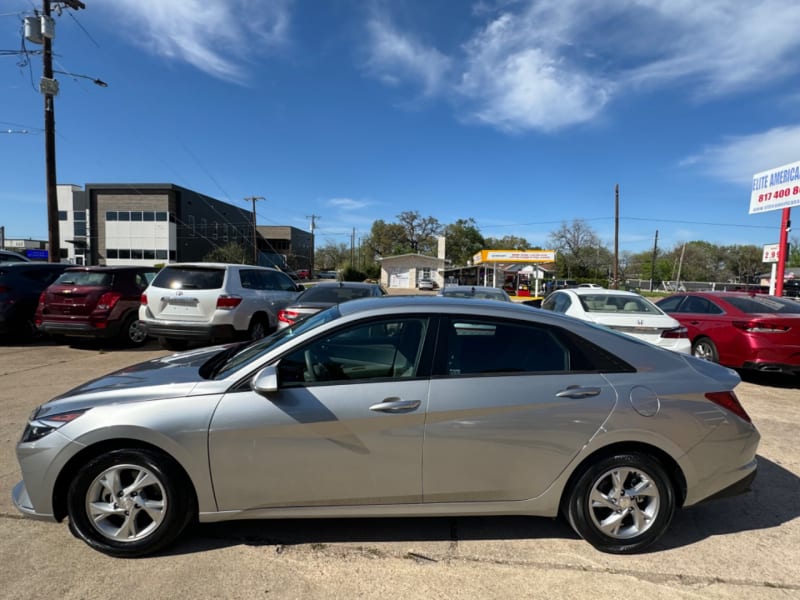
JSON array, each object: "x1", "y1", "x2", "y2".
[
  {"x1": 156, "y1": 212, "x2": 167, "y2": 222},
  {"x1": 143, "y1": 211, "x2": 155, "y2": 222},
  {"x1": 200, "y1": 218, "x2": 207, "y2": 238},
  {"x1": 144, "y1": 249, "x2": 155, "y2": 260},
  {"x1": 169, "y1": 250, "x2": 176, "y2": 260},
  {"x1": 119, "y1": 249, "x2": 130, "y2": 259},
  {"x1": 118, "y1": 211, "x2": 130, "y2": 222},
  {"x1": 58, "y1": 210, "x2": 67, "y2": 220},
  {"x1": 74, "y1": 222, "x2": 87, "y2": 237},
  {"x1": 212, "y1": 223, "x2": 219, "y2": 240},
  {"x1": 188, "y1": 215, "x2": 196, "y2": 237},
  {"x1": 132, "y1": 249, "x2": 143, "y2": 259},
  {"x1": 59, "y1": 248, "x2": 68, "y2": 259},
  {"x1": 131, "y1": 211, "x2": 143, "y2": 222},
  {"x1": 106, "y1": 211, "x2": 117, "y2": 221},
  {"x1": 156, "y1": 249, "x2": 167, "y2": 260},
  {"x1": 107, "y1": 249, "x2": 118, "y2": 259}
]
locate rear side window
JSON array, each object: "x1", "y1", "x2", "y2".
[
  {"x1": 264, "y1": 270, "x2": 297, "y2": 291},
  {"x1": 55, "y1": 271, "x2": 113, "y2": 286},
  {"x1": 725, "y1": 295, "x2": 800, "y2": 314},
  {"x1": 151, "y1": 267, "x2": 225, "y2": 290},
  {"x1": 438, "y1": 317, "x2": 634, "y2": 376}
]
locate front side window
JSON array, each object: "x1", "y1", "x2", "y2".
[{"x1": 279, "y1": 318, "x2": 428, "y2": 385}]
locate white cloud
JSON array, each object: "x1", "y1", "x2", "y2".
[
  {"x1": 106, "y1": 0, "x2": 291, "y2": 83},
  {"x1": 364, "y1": 17, "x2": 451, "y2": 97},
  {"x1": 679, "y1": 125, "x2": 800, "y2": 184},
  {"x1": 363, "y1": 1, "x2": 800, "y2": 132},
  {"x1": 327, "y1": 197, "x2": 371, "y2": 210}
]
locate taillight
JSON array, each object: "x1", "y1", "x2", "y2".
[
  {"x1": 732, "y1": 320, "x2": 789, "y2": 333},
  {"x1": 661, "y1": 325, "x2": 688, "y2": 339},
  {"x1": 35, "y1": 291, "x2": 46, "y2": 325},
  {"x1": 140, "y1": 293, "x2": 147, "y2": 305},
  {"x1": 705, "y1": 391, "x2": 752, "y2": 423},
  {"x1": 278, "y1": 309, "x2": 299, "y2": 325},
  {"x1": 216, "y1": 295, "x2": 242, "y2": 309},
  {"x1": 96, "y1": 291, "x2": 122, "y2": 311}
]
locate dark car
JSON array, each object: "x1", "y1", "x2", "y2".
[
  {"x1": 656, "y1": 291, "x2": 800, "y2": 375},
  {"x1": 0, "y1": 249, "x2": 32, "y2": 263},
  {"x1": 277, "y1": 281, "x2": 387, "y2": 329},
  {"x1": 36, "y1": 266, "x2": 159, "y2": 346},
  {"x1": 0, "y1": 263, "x2": 69, "y2": 341}
]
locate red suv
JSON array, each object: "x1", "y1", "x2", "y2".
[{"x1": 36, "y1": 266, "x2": 158, "y2": 346}]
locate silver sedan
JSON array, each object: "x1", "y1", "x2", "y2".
[{"x1": 13, "y1": 296, "x2": 759, "y2": 557}]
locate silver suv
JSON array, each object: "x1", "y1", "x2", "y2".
[{"x1": 139, "y1": 263, "x2": 304, "y2": 349}]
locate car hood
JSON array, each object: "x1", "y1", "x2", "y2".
[{"x1": 36, "y1": 345, "x2": 228, "y2": 418}]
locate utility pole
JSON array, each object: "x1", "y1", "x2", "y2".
[
  {"x1": 41, "y1": 0, "x2": 86, "y2": 263},
  {"x1": 244, "y1": 196, "x2": 264, "y2": 265},
  {"x1": 306, "y1": 214, "x2": 320, "y2": 275},
  {"x1": 649, "y1": 229, "x2": 659, "y2": 292},
  {"x1": 613, "y1": 184, "x2": 619, "y2": 289}
]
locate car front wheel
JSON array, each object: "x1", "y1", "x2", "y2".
[
  {"x1": 66, "y1": 449, "x2": 195, "y2": 557},
  {"x1": 565, "y1": 452, "x2": 675, "y2": 554}
]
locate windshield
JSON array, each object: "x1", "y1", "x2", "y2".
[
  {"x1": 55, "y1": 271, "x2": 113, "y2": 286},
  {"x1": 213, "y1": 305, "x2": 343, "y2": 378},
  {"x1": 578, "y1": 294, "x2": 663, "y2": 314}
]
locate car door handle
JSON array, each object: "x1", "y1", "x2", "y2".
[
  {"x1": 369, "y1": 399, "x2": 422, "y2": 413},
  {"x1": 555, "y1": 386, "x2": 602, "y2": 399}
]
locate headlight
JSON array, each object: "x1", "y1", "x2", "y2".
[{"x1": 21, "y1": 410, "x2": 88, "y2": 443}]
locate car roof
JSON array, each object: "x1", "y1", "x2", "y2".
[
  {"x1": 160, "y1": 262, "x2": 279, "y2": 270},
  {"x1": 64, "y1": 265, "x2": 159, "y2": 272},
  {"x1": 308, "y1": 281, "x2": 379, "y2": 288},
  {"x1": 561, "y1": 288, "x2": 640, "y2": 297}
]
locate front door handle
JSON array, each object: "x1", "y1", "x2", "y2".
[
  {"x1": 555, "y1": 385, "x2": 601, "y2": 399},
  {"x1": 369, "y1": 399, "x2": 422, "y2": 413}
]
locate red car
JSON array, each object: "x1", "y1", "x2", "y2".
[{"x1": 656, "y1": 292, "x2": 800, "y2": 375}]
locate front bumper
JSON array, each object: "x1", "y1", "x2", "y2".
[{"x1": 12, "y1": 480, "x2": 56, "y2": 522}]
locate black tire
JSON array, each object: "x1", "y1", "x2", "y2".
[
  {"x1": 247, "y1": 316, "x2": 269, "y2": 341},
  {"x1": 692, "y1": 337, "x2": 719, "y2": 363},
  {"x1": 565, "y1": 452, "x2": 675, "y2": 554},
  {"x1": 120, "y1": 314, "x2": 148, "y2": 347},
  {"x1": 66, "y1": 448, "x2": 195, "y2": 558},
  {"x1": 159, "y1": 337, "x2": 189, "y2": 351}
]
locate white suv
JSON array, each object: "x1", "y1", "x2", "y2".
[{"x1": 139, "y1": 263, "x2": 304, "y2": 349}]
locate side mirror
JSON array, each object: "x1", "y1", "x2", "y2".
[
  {"x1": 252, "y1": 365, "x2": 279, "y2": 395},
  {"x1": 296, "y1": 283, "x2": 305, "y2": 291}
]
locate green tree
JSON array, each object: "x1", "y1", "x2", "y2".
[
  {"x1": 204, "y1": 242, "x2": 251, "y2": 264},
  {"x1": 315, "y1": 241, "x2": 349, "y2": 271},
  {"x1": 363, "y1": 220, "x2": 409, "y2": 258},
  {"x1": 789, "y1": 235, "x2": 800, "y2": 267},
  {"x1": 547, "y1": 219, "x2": 608, "y2": 278},
  {"x1": 396, "y1": 210, "x2": 442, "y2": 254},
  {"x1": 443, "y1": 218, "x2": 484, "y2": 267}
]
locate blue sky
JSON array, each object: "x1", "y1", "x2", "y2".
[{"x1": 3, "y1": 0, "x2": 800, "y2": 255}]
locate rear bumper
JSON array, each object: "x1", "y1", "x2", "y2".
[
  {"x1": 142, "y1": 320, "x2": 237, "y2": 341},
  {"x1": 38, "y1": 320, "x2": 121, "y2": 339},
  {"x1": 742, "y1": 361, "x2": 800, "y2": 376}
]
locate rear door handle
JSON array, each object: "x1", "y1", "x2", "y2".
[
  {"x1": 369, "y1": 399, "x2": 422, "y2": 413},
  {"x1": 555, "y1": 386, "x2": 601, "y2": 399}
]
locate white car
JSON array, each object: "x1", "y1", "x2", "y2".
[
  {"x1": 139, "y1": 263, "x2": 304, "y2": 349},
  {"x1": 541, "y1": 288, "x2": 691, "y2": 353}
]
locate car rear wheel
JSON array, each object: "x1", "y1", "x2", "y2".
[
  {"x1": 565, "y1": 452, "x2": 675, "y2": 554},
  {"x1": 120, "y1": 314, "x2": 148, "y2": 346},
  {"x1": 66, "y1": 448, "x2": 195, "y2": 557},
  {"x1": 247, "y1": 316, "x2": 269, "y2": 341},
  {"x1": 692, "y1": 337, "x2": 719, "y2": 362}
]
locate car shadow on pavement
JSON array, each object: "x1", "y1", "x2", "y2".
[
  {"x1": 654, "y1": 454, "x2": 800, "y2": 552},
  {"x1": 738, "y1": 370, "x2": 800, "y2": 389},
  {"x1": 160, "y1": 454, "x2": 797, "y2": 557},
  {"x1": 168, "y1": 516, "x2": 576, "y2": 557}
]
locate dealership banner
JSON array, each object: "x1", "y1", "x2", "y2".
[{"x1": 750, "y1": 160, "x2": 800, "y2": 214}]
